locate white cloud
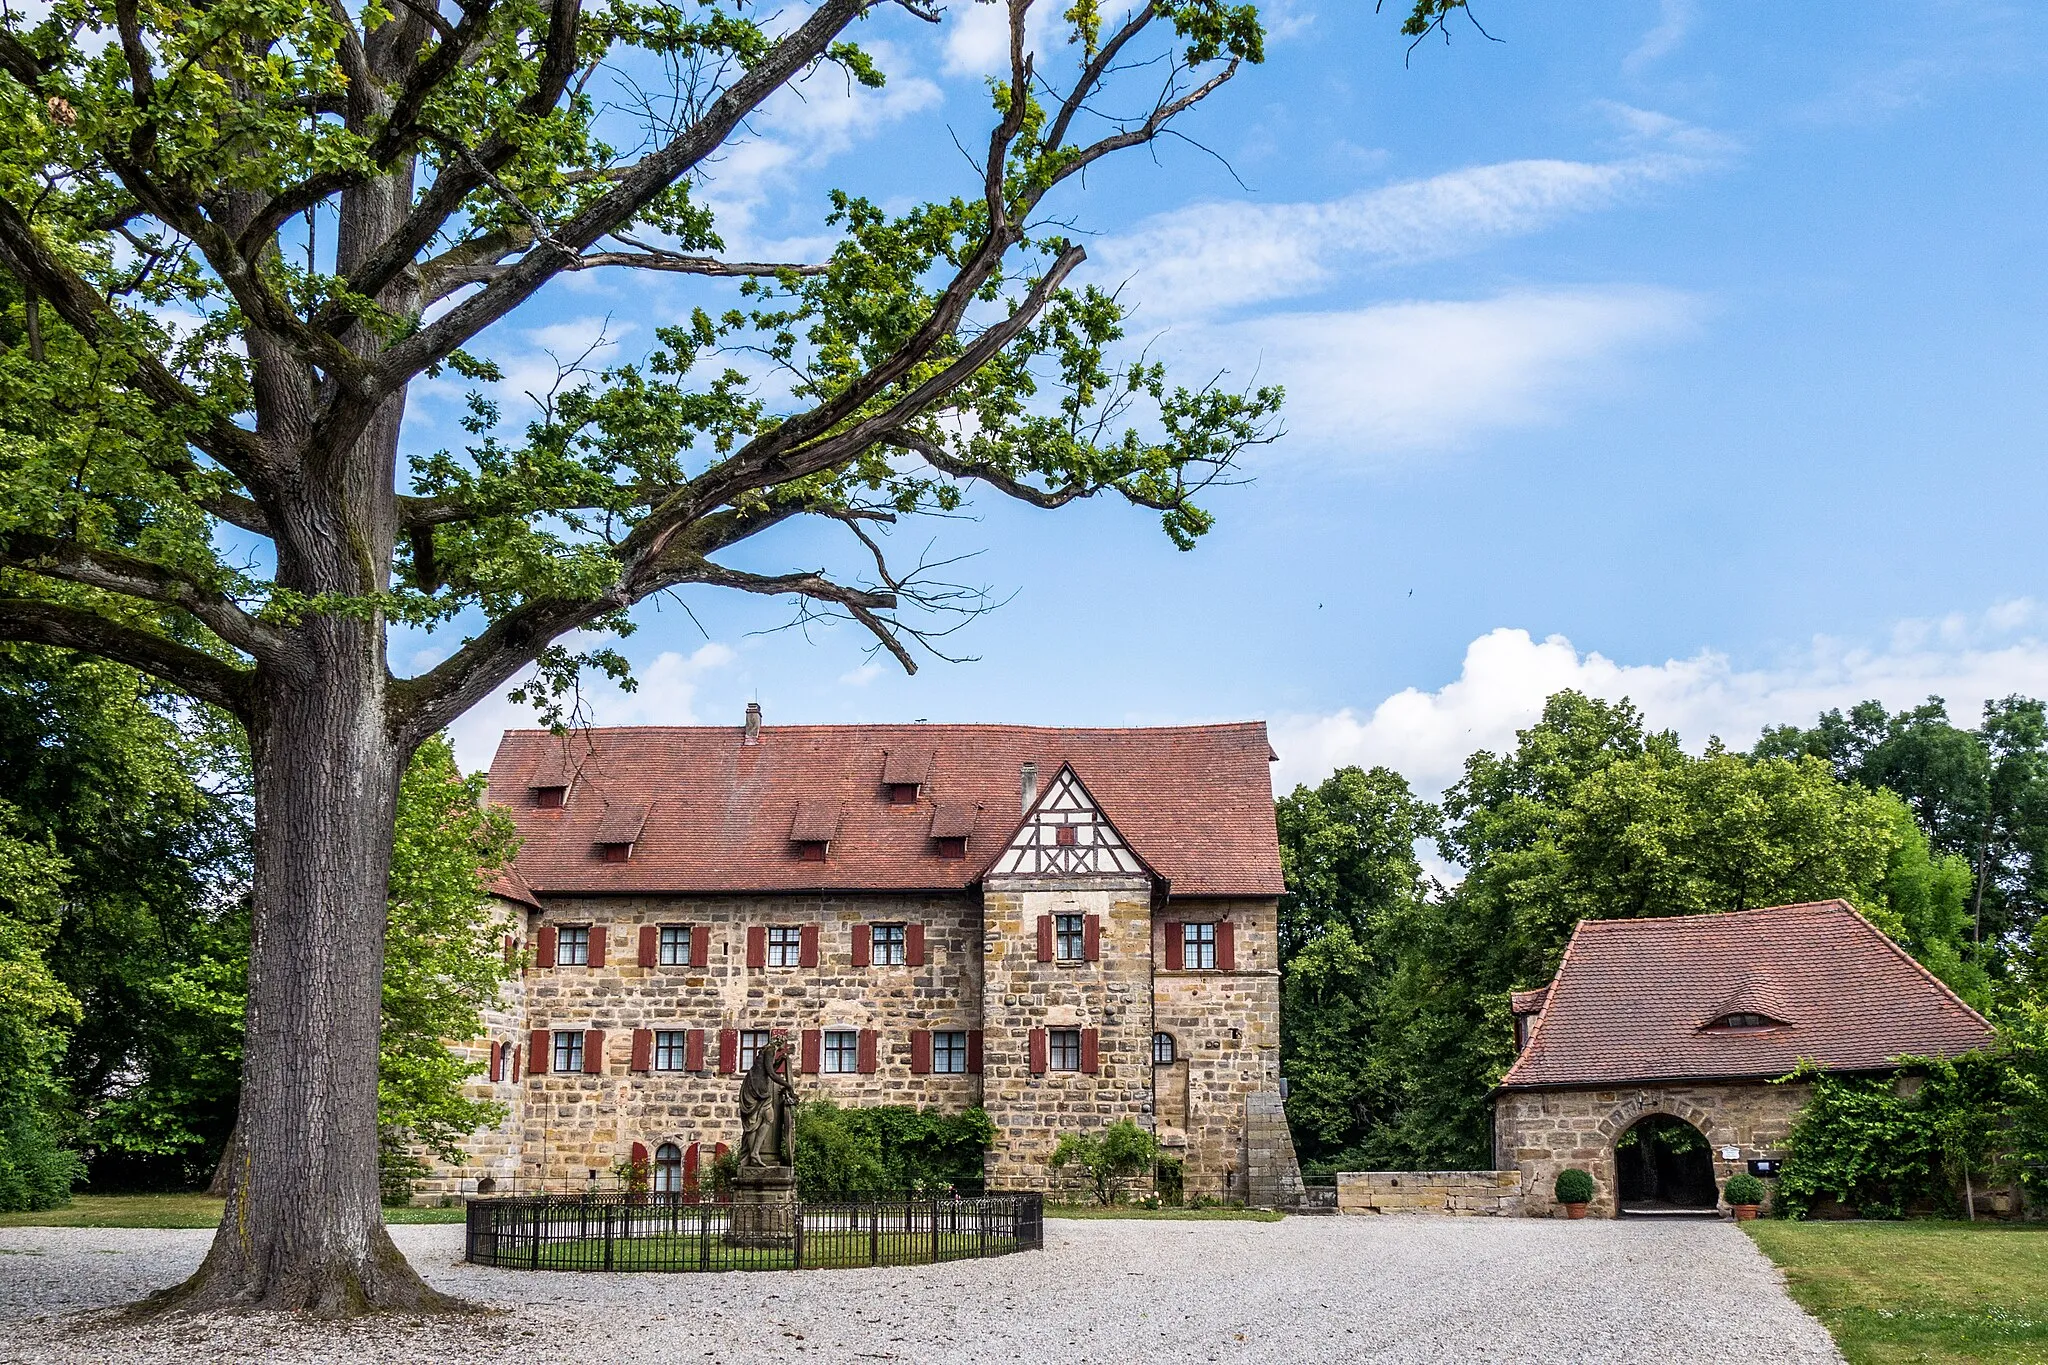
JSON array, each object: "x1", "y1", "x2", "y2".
[
  {"x1": 1166, "y1": 286, "x2": 1698, "y2": 453},
  {"x1": 942, "y1": 0, "x2": 1059, "y2": 77},
  {"x1": 1093, "y1": 130, "x2": 1722, "y2": 321},
  {"x1": 446, "y1": 641, "x2": 738, "y2": 774},
  {"x1": 838, "y1": 662, "x2": 885, "y2": 687},
  {"x1": 1269, "y1": 600, "x2": 2048, "y2": 799},
  {"x1": 1623, "y1": 0, "x2": 1696, "y2": 77}
]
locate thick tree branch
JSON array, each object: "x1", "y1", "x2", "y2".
[
  {"x1": 369, "y1": 0, "x2": 872, "y2": 392},
  {"x1": 0, "y1": 533, "x2": 287, "y2": 659},
  {"x1": 0, "y1": 598, "x2": 253, "y2": 715}
]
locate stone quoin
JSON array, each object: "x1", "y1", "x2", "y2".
[{"x1": 417, "y1": 714, "x2": 1300, "y2": 1204}]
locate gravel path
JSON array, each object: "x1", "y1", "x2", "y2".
[{"x1": 0, "y1": 1217, "x2": 1841, "y2": 1364}]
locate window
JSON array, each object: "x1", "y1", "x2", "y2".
[
  {"x1": 653, "y1": 1143, "x2": 683, "y2": 1194},
  {"x1": 654, "y1": 1030, "x2": 689, "y2": 1071},
  {"x1": 1153, "y1": 1032, "x2": 1177, "y2": 1065},
  {"x1": 871, "y1": 923, "x2": 906, "y2": 966},
  {"x1": 658, "y1": 925, "x2": 692, "y2": 967},
  {"x1": 936, "y1": 836, "x2": 967, "y2": 861},
  {"x1": 768, "y1": 926, "x2": 802, "y2": 967},
  {"x1": 887, "y1": 782, "x2": 920, "y2": 806},
  {"x1": 556, "y1": 925, "x2": 590, "y2": 966},
  {"x1": 738, "y1": 1029, "x2": 772, "y2": 1072},
  {"x1": 796, "y1": 840, "x2": 828, "y2": 862},
  {"x1": 599, "y1": 842, "x2": 630, "y2": 863},
  {"x1": 1055, "y1": 824, "x2": 1078, "y2": 847},
  {"x1": 552, "y1": 1030, "x2": 584, "y2": 1073},
  {"x1": 534, "y1": 785, "x2": 566, "y2": 809},
  {"x1": 933, "y1": 1030, "x2": 968, "y2": 1074},
  {"x1": 1055, "y1": 913, "x2": 1085, "y2": 962},
  {"x1": 1048, "y1": 1028, "x2": 1082, "y2": 1072},
  {"x1": 1710, "y1": 1012, "x2": 1780, "y2": 1030},
  {"x1": 823, "y1": 1030, "x2": 860, "y2": 1074},
  {"x1": 1182, "y1": 922, "x2": 1217, "y2": 971}
]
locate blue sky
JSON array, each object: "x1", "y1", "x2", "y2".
[{"x1": 419, "y1": 0, "x2": 2048, "y2": 800}]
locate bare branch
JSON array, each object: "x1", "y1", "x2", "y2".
[
  {"x1": 0, "y1": 533, "x2": 287, "y2": 659},
  {"x1": 0, "y1": 597, "x2": 253, "y2": 716}
]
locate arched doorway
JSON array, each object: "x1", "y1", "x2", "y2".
[{"x1": 1614, "y1": 1114, "x2": 1718, "y2": 1215}]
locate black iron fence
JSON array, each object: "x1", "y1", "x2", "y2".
[{"x1": 464, "y1": 1191, "x2": 1044, "y2": 1272}]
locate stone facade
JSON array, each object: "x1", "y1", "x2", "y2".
[
  {"x1": 419, "y1": 881, "x2": 1284, "y2": 1203},
  {"x1": 1492, "y1": 1081, "x2": 1811, "y2": 1217},
  {"x1": 1336, "y1": 1170, "x2": 1522, "y2": 1216}
]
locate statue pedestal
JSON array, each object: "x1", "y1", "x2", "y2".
[{"x1": 725, "y1": 1164, "x2": 797, "y2": 1249}]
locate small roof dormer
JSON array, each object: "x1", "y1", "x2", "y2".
[
  {"x1": 594, "y1": 803, "x2": 648, "y2": 863},
  {"x1": 791, "y1": 799, "x2": 841, "y2": 862},
  {"x1": 881, "y1": 748, "x2": 932, "y2": 806}
]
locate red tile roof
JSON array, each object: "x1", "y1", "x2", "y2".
[
  {"x1": 485, "y1": 722, "x2": 1284, "y2": 897},
  {"x1": 1498, "y1": 901, "x2": 1994, "y2": 1090}
]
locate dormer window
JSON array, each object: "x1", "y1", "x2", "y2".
[
  {"x1": 936, "y1": 837, "x2": 967, "y2": 861},
  {"x1": 533, "y1": 785, "x2": 567, "y2": 809},
  {"x1": 1707, "y1": 1012, "x2": 1783, "y2": 1030},
  {"x1": 790, "y1": 799, "x2": 840, "y2": 863},
  {"x1": 594, "y1": 803, "x2": 647, "y2": 864},
  {"x1": 881, "y1": 749, "x2": 931, "y2": 807},
  {"x1": 929, "y1": 801, "x2": 979, "y2": 862},
  {"x1": 527, "y1": 747, "x2": 575, "y2": 808}
]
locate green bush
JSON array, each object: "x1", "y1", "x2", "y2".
[
  {"x1": 1049, "y1": 1118, "x2": 1160, "y2": 1205},
  {"x1": 1724, "y1": 1172, "x2": 1768, "y2": 1206},
  {"x1": 1154, "y1": 1154, "x2": 1185, "y2": 1207},
  {"x1": 1554, "y1": 1167, "x2": 1595, "y2": 1205},
  {"x1": 1774, "y1": 1055, "x2": 2005, "y2": 1219},
  {"x1": 708, "y1": 1147, "x2": 739, "y2": 1197},
  {"x1": 793, "y1": 1101, "x2": 994, "y2": 1199}
]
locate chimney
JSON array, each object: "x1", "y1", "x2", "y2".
[
  {"x1": 1020, "y1": 761, "x2": 1038, "y2": 813},
  {"x1": 744, "y1": 702, "x2": 762, "y2": 745}
]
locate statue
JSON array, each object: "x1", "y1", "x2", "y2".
[{"x1": 737, "y1": 1035, "x2": 798, "y2": 1169}]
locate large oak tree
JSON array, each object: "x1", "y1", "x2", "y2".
[{"x1": 0, "y1": 0, "x2": 1471, "y2": 1315}]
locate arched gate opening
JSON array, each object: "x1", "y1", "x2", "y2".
[{"x1": 1614, "y1": 1114, "x2": 1718, "y2": 1215}]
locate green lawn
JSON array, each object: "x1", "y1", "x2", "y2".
[
  {"x1": 1746, "y1": 1220, "x2": 2048, "y2": 1365},
  {"x1": 1044, "y1": 1204, "x2": 1284, "y2": 1222},
  {"x1": 0, "y1": 1193, "x2": 468, "y2": 1229}
]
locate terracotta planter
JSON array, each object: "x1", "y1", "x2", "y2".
[
  {"x1": 1564, "y1": 1202, "x2": 1588, "y2": 1220},
  {"x1": 1732, "y1": 1204, "x2": 1760, "y2": 1221}
]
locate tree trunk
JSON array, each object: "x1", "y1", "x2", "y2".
[{"x1": 152, "y1": 629, "x2": 452, "y2": 1315}]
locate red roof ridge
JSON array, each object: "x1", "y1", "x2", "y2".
[
  {"x1": 491, "y1": 719, "x2": 1276, "y2": 738},
  {"x1": 1570, "y1": 899, "x2": 1859, "y2": 929}
]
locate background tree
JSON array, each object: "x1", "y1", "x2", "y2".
[
  {"x1": 0, "y1": 0, "x2": 1487, "y2": 1310},
  {"x1": 0, "y1": 799, "x2": 84, "y2": 1210}
]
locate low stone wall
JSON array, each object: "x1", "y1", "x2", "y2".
[{"x1": 1336, "y1": 1170, "x2": 1522, "y2": 1216}]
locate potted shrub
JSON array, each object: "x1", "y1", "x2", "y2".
[
  {"x1": 1724, "y1": 1172, "x2": 1767, "y2": 1220},
  {"x1": 1554, "y1": 1167, "x2": 1595, "y2": 1219}
]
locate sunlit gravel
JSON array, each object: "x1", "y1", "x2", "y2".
[{"x1": 0, "y1": 1215, "x2": 1841, "y2": 1364}]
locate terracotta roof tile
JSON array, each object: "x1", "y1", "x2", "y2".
[
  {"x1": 486, "y1": 721, "x2": 1284, "y2": 897},
  {"x1": 790, "y1": 799, "x2": 842, "y2": 845},
  {"x1": 1499, "y1": 901, "x2": 1994, "y2": 1089},
  {"x1": 929, "y1": 801, "x2": 981, "y2": 840},
  {"x1": 487, "y1": 865, "x2": 541, "y2": 910},
  {"x1": 1510, "y1": 985, "x2": 1549, "y2": 1016},
  {"x1": 881, "y1": 748, "x2": 932, "y2": 787}
]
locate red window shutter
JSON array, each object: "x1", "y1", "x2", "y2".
[
  {"x1": 746, "y1": 926, "x2": 766, "y2": 969},
  {"x1": 1036, "y1": 914, "x2": 1053, "y2": 963},
  {"x1": 684, "y1": 1142, "x2": 701, "y2": 1198},
  {"x1": 800, "y1": 1029, "x2": 821, "y2": 1074},
  {"x1": 1165, "y1": 921, "x2": 1183, "y2": 971},
  {"x1": 584, "y1": 1029, "x2": 606, "y2": 1075},
  {"x1": 690, "y1": 925, "x2": 709, "y2": 967},
  {"x1": 631, "y1": 1141, "x2": 649, "y2": 1167},
  {"x1": 1218, "y1": 919, "x2": 1236, "y2": 971},
  {"x1": 535, "y1": 926, "x2": 557, "y2": 969},
  {"x1": 686, "y1": 1028, "x2": 706, "y2": 1071},
  {"x1": 529, "y1": 1028, "x2": 550, "y2": 1075},
  {"x1": 631, "y1": 1028, "x2": 653, "y2": 1073},
  {"x1": 715, "y1": 1142, "x2": 729, "y2": 1159},
  {"x1": 488, "y1": 1040, "x2": 503, "y2": 1082},
  {"x1": 718, "y1": 1028, "x2": 738, "y2": 1074},
  {"x1": 1083, "y1": 914, "x2": 1101, "y2": 962},
  {"x1": 1081, "y1": 1027, "x2": 1100, "y2": 1074},
  {"x1": 799, "y1": 923, "x2": 820, "y2": 968},
  {"x1": 967, "y1": 1030, "x2": 984, "y2": 1074},
  {"x1": 910, "y1": 1030, "x2": 931, "y2": 1075},
  {"x1": 1029, "y1": 1027, "x2": 1047, "y2": 1075},
  {"x1": 588, "y1": 924, "x2": 607, "y2": 968},
  {"x1": 858, "y1": 1028, "x2": 878, "y2": 1074},
  {"x1": 510, "y1": 1043, "x2": 521, "y2": 1082},
  {"x1": 851, "y1": 924, "x2": 870, "y2": 968},
  {"x1": 638, "y1": 925, "x2": 658, "y2": 967},
  {"x1": 906, "y1": 923, "x2": 926, "y2": 967}
]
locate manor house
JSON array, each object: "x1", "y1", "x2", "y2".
[{"x1": 419, "y1": 711, "x2": 1297, "y2": 1203}]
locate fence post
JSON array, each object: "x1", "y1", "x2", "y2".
[
  {"x1": 929, "y1": 1199, "x2": 939, "y2": 1264},
  {"x1": 530, "y1": 1200, "x2": 542, "y2": 1270},
  {"x1": 793, "y1": 1200, "x2": 804, "y2": 1270},
  {"x1": 870, "y1": 1204, "x2": 879, "y2": 1265},
  {"x1": 604, "y1": 1201, "x2": 614, "y2": 1271}
]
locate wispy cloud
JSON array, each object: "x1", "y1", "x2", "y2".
[
  {"x1": 1166, "y1": 286, "x2": 1698, "y2": 454},
  {"x1": 1092, "y1": 114, "x2": 1727, "y2": 321},
  {"x1": 1270, "y1": 600, "x2": 2048, "y2": 798},
  {"x1": 1623, "y1": 0, "x2": 1696, "y2": 78}
]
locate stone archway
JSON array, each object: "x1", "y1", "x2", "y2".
[
  {"x1": 1613, "y1": 1114, "x2": 1718, "y2": 1213},
  {"x1": 1591, "y1": 1094, "x2": 1733, "y2": 1217}
]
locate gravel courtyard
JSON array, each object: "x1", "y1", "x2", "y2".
[{"x1": 0, "y1": 1216, "x2": 1842, "y2": 1365}]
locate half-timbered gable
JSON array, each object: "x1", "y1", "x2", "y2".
[{"x1": 986, "y1": 765, "x2": 1150, "y2": 881}]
